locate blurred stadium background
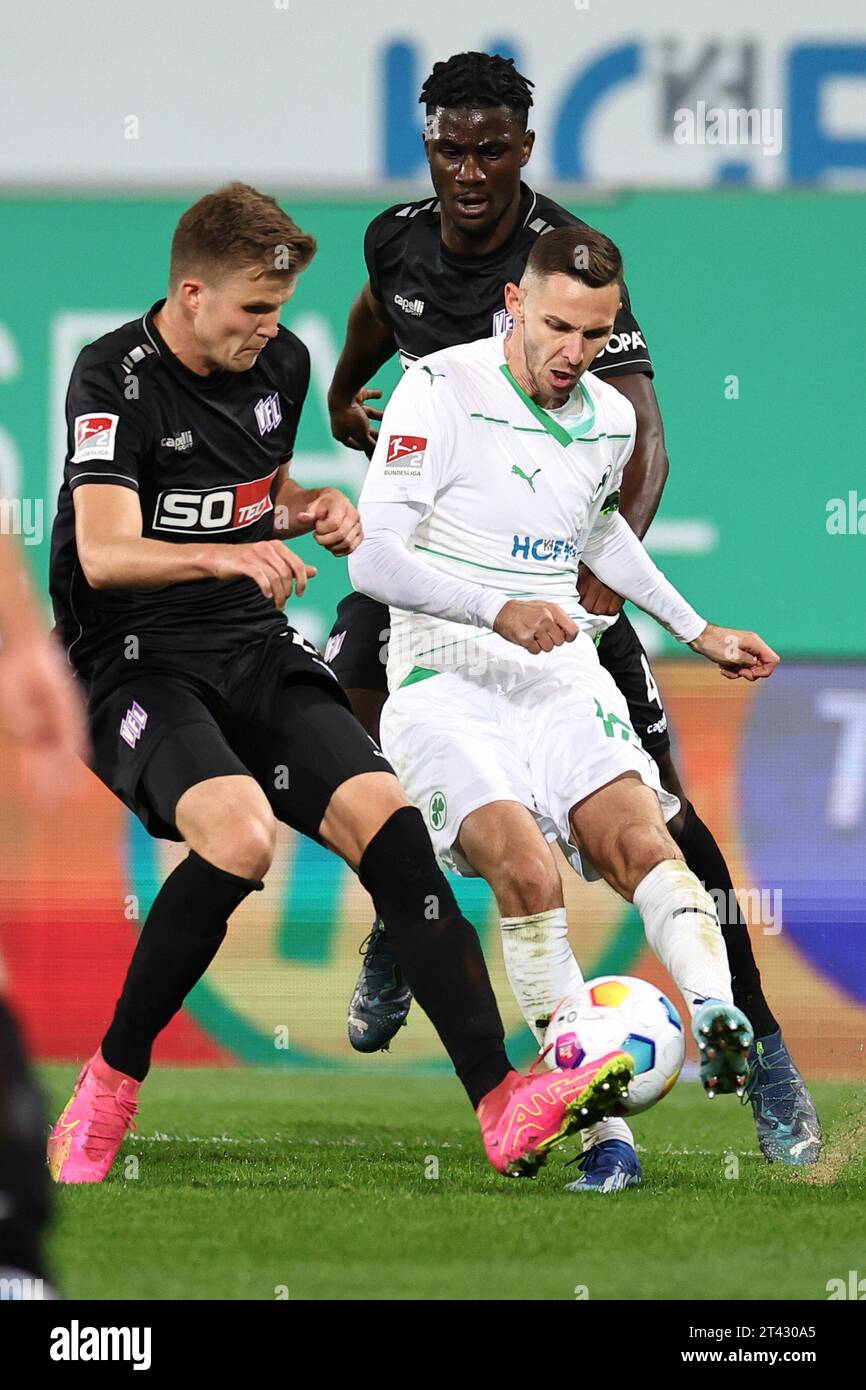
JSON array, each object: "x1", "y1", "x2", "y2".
[{"x1": 0, "y1": 0, "x2": 863, "y2": 1082}]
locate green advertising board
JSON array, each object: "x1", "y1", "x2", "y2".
[{"x1": 0, "y1": 191, "x2": 862, "y2": 657}]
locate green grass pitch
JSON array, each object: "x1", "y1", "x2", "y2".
[{"x1": 41, "y1": 1066, "x2": 865, "y2": 1301}]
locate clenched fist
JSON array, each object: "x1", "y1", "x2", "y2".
[{"x1": 493, "y1": 599, "x2": 579, "y2": 654}]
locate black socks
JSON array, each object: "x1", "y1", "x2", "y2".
[
  {"x1": 101, "y1": 851, "x2": 262, "y2": 1081},
  {"x1": 674, "y1": 802, "x2": 779, "y2": 1037},
  {"x1": 359, "y1": 807, "x2": 511, "y2": 1108}
]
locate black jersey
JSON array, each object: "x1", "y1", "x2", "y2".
[
  {"x1": 49, "y1": 302, "x2": 309, "y2": 679},
  {"x1": 364, "y1": 183, "x2": 653, "y2": 380}
]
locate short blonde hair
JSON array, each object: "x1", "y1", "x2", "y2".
[{"x1": 169, "y1": 182, "x2": 317, "y2": 290}]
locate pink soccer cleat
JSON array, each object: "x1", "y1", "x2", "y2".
[
  {"x1": 47, "y1": 1049, "x2": 140, "y2": 1184},
  {"x1": 477, "y1": 1051, "x2": 634, "y2": 1178}
]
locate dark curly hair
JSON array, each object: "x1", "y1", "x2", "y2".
[{"x1": 419, "y1": 52, "x2": 534, "y2": 129}]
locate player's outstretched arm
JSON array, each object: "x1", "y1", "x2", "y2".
[
  {"x1": 328, "y1": 283, "x2": 394, "y2": 456},
  {"x1": 580, "y1": 510, "x2": 780, "y2": 680},
  {"x1": 580, "y1": 507, "x2": 707, "y2": 642},
  {"x1": 74, "y1": 483, "x2": 316, "y2": 607},
  {"x1": 608, "y1": 375, "x2": 670, "y2": 541},
  {"x1": 579, "y1": 374, "x2": 669, "y2": 617}
]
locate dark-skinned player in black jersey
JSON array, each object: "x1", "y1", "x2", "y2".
[
  {"x1": 45, "y1": 183, "x2": 634, "y2": 1186},
  {"x1": 325, "y1": 52, "x2": 820, "y2": 1178}
]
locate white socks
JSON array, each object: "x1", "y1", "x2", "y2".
[
  {"x1": 500, "y1": 907, "x2": 635, "y2": 1153},
  {"x1": 498, "y1": 860, "x2": 733, "y2": 1164},
  {"x1": 633, "y1": 858, "x2": 733, "y2": 1015},
  {"x1": 500, "y1": 908, "x2": 583, "y2": 1044}
]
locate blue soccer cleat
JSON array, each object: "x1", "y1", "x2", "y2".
[
  {"x1": 745, "y1": 1029, "x2": 822, "y2": 1165},
  {"x1": 347, "y1": 919, "x2": 413, "y2": 1053},
  {"x1": 564, "y1": 1139, "x2": 642, "y2": 1194},
  {"x1": 692, "y1": 1000, "x2": 754, "y2": 1097}
]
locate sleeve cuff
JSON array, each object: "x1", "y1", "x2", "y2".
[
  {"x1": 471, "y1": 589, "x2": 509, "y2": 630},
  {"x1": 69, "y1": 471, "x2": 139, "y2": 492},
  {"x1": 676, "y1": 613, "x2": 708, "y2": 644}
]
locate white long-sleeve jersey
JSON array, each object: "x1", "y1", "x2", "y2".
[{"x1": 349, "y1": 335, "x2": 705, "y2": 691}]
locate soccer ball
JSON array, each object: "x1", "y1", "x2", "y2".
[{"x1": 544, "y1": 975, "x2": 685, "y2": 1115}]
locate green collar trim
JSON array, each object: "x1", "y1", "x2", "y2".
[{"x1": 499, "y1": 363, "x2": 596, "y2": 446}]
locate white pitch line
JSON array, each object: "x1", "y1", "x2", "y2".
[
  {"x1": 128, "y1": 1133, "x2": 458, "y2": 1148},
  {"x1": 126, "y1": 1132, "x2": 761, "y2": 1158}
]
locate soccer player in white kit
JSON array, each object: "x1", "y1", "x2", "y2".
[{"x1": 349, "y1": 225, "x2": 780, "y2": 1191}]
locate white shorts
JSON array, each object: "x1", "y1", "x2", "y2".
[{"x1": 380, "y1": 631, "x2": 679, "y2": 879}]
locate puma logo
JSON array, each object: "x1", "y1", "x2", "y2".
[
  {"x1": 790, "y1": 1126, "x2": 821, "y2": 1158},
  {"x1": 512, "y1": 465, "x2": 541, "y2": 493}
]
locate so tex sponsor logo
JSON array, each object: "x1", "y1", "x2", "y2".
[{"x1": 152, "y1": 467, "x2": 278, "y2": 534}]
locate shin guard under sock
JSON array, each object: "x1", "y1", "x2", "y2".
[
  {"x1": 675, "y1": 802, "x2": 778, "y2": 1035},
  {"x1": 500, "y1": 909, "x2": 583, "y2": 1042},
  {"x1": 359, "y1": 807, "x2": 510, "y2": 1108},
  {"x1": 633, "y1": 859, "x2": 732, "y2": 1015},
  {"x1": 102, "y1": 851, "x2": 262, "y2": 1081}
]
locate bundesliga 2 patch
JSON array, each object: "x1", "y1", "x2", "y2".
[
  {"x1": 71, "y1": 413, "x2": 120, "y2": 463},
  {"x1": 384, "y1": 434, "x2": 427, "y2": 476}
]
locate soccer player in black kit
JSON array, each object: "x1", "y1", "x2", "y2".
[
  {"x1": 45, "y1": 182, "x2": 634, "y2": 1185},
  {"x1": 326, "y1": 52, "x2": 820, "y2": 1176}
]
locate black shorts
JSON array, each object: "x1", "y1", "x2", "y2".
[
  {"x1": 595, "y1": 612, "x2": 671, "y2": 759},
  {"x1": 325, "y1": 591, "x2": 390, "y2": 694},
  {"x1": 86, "y1": 629, "x2": 393, "y2": 841},
  {"x1": 328, "y1": 592, "x2": 672, "y2": 762}
]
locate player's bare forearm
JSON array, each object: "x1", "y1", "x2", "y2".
[
  {"x1": 80, "y1": 532, "x2": 316, "y2": 607},
  {"x1": 73, "y1": 482, "x2": 218, "y2": 590},
  {"x1": 578, "y1": 373, "x2": 669, "y2": 615},
  {"x1": 328, "y1": 285, "x2": 395, "y2": 455},
  {"x1": 328, "y1": 284, "x2": 396, "y2": 410},
  {"x1": 78, "y1": 534, "x2": 222, "y2": 589},
  {"x1": 606, "y1": 373, "x2": 669, "y2": 540}
]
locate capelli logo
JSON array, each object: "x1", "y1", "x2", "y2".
[
  {"x1": 394, "y1": 293, "x2": 424, "y2": 317},
  {"x1": 160, "y1": 430, "x2": 194, "y2": 452}
]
